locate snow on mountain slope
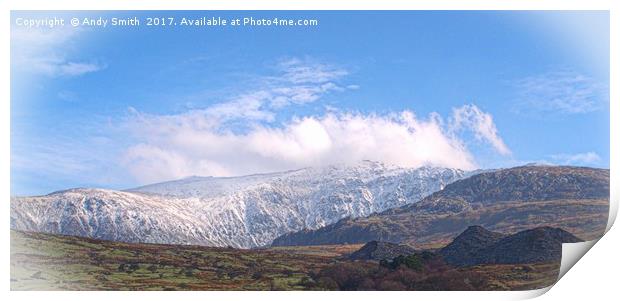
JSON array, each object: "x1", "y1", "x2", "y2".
[{"x1": 10, "y1": 161, "x2": 467, "y2": 248}]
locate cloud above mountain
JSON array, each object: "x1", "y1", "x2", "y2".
[
  {"x1": 120, "y1": 59, "x2": 511, "y2": 184},
  {"x1": 123, "y1": 111, "x2": 475, "y2": 183},
  {"x1": 450, "y1": 104, "x2": 511, "y2": 155}
]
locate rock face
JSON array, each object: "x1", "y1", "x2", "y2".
[
  {"x1": 480, "y1": 227, "x2": 583, "y2": 265},
  {"x1": 10, "y1": 161, "x2": 466, "y2": 249},
  {"x1": 440, "y1": 226, "x2": 583, "y2": 266},
  {"x1": 438, "y1": 226, "x2": 504, "y2": 266},
  {"x1": 348, "y1": 241, "x2": 416, "y2": 261},
  {"x1": 271, "y1": 166, "x2": 609, "y2": 247}
]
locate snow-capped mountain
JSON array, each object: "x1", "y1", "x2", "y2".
[{"x1": 10, "y1": 161, "x2": 467, "y2": 248}]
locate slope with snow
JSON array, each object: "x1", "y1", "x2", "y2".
[{"x1": 11, "y1": 161, "x2": 467, "y2": 248}]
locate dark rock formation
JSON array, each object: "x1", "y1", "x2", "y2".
[
  {"x1": 440, "y1": 226, "x2": 583, "y2": 267},
  {"x1": 348, "y1": 241, "x2": 415, "y2": 261},
  {"x1": 439, "y1": 226, "x2": 504, "y2": 266}
]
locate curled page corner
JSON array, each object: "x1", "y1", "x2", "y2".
[
  {"x1": 516, "y1": 286, "x2": 553, "y2": 299},
  {"x1": 508, "y1": 240, "x2": 602, "y2": 299},
  {"x1": 558, "y1": 239, "x2": 599, "y2": 280},
  {"x1": 551, "y1": 194, "x2": 616, "y2": 289},
  {"x1": 534, "y1": 193, "x2": 616, "y2": 296},
  {"x1": 606, "y1": 190, "x2": 618, "y2": 233},
  {"x1": 553, "y1": 183, "x2": 618, "y2": 287}
]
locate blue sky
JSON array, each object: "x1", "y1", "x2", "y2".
[{"x1": 11, "y1": 11, "x2": 610, "y2": 196}]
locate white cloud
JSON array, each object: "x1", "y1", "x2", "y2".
[
  {"x1": 11, "y1": 51, "x2": 511, "y2": 186},
  {"x1": 450, "y1": 104, "x2": 511, "y2": 155},
  {"x1": 12, "y1": 27, "x2": 105, "y2": 77},
  {"x1": 122, "y1": 104, "x2": 509, "y2": 184},
  {"x1": 155, "y1": 58, "x2": 350, "y2": 126},
  {"x1": 277, "y1": 57, "x2": 348, "y2": 84},
  {"x1": 513, "y1": 71, "x2": 606, "y2": 114},
  {"x1": 116, "y1": 60, "x2": 512, "y2": 184},
  {"x1": 550, "y1": 152, "x2": 601, "y2": 165},
  {"x1": 57, "y1": 62, "x2": 104, "y2": 76}
]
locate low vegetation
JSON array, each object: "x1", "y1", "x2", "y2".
[
  {"x1": 11, "y1": 230, "x2": 560, "y2": 291},
  {"x1": 10, "y1": 230, "x2": 340, "y2": 290},
  {"x1": 309, "y1": 251, "x2": 558, "y2": 290}
]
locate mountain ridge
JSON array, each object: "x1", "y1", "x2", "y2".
[
  {"x1": 11, "y1": 161, "x2": 466, "y2": 248},
  {"x1": 271, "y1": 165, "x2": 609, "y2": 248}
]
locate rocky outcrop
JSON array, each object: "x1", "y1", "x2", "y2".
[
  {"x1": 438, "y1": 226, "x2": 504, "y2": 266},
  {"x1": 349, "y1": 241, "x2": 415, "y2": 261},
  {"x1": 440, "y1": 226, "x2": 583, "y2": 266}
]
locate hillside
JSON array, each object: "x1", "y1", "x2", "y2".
[
  {"x1": 272, "y1": 166, "x2": 609, "y2": 248},
  {"x1": 11, "y1": 161, "x2": 466, "y2": 248}
]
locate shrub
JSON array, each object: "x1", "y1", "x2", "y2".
[{"x1": 311, "y1": 253, "x2": 488, "y2": 291}]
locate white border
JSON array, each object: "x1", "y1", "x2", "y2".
[{"x1": 2, "y1": 1, "x2": 617, "y2": 300}]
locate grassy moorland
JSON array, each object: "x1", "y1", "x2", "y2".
[
  {"x1": 10, "y1": 230, "x2": 358, "y2": 290},
  {"x1": 11, "y1": 230, "x2": 560, "y2": 291}
]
